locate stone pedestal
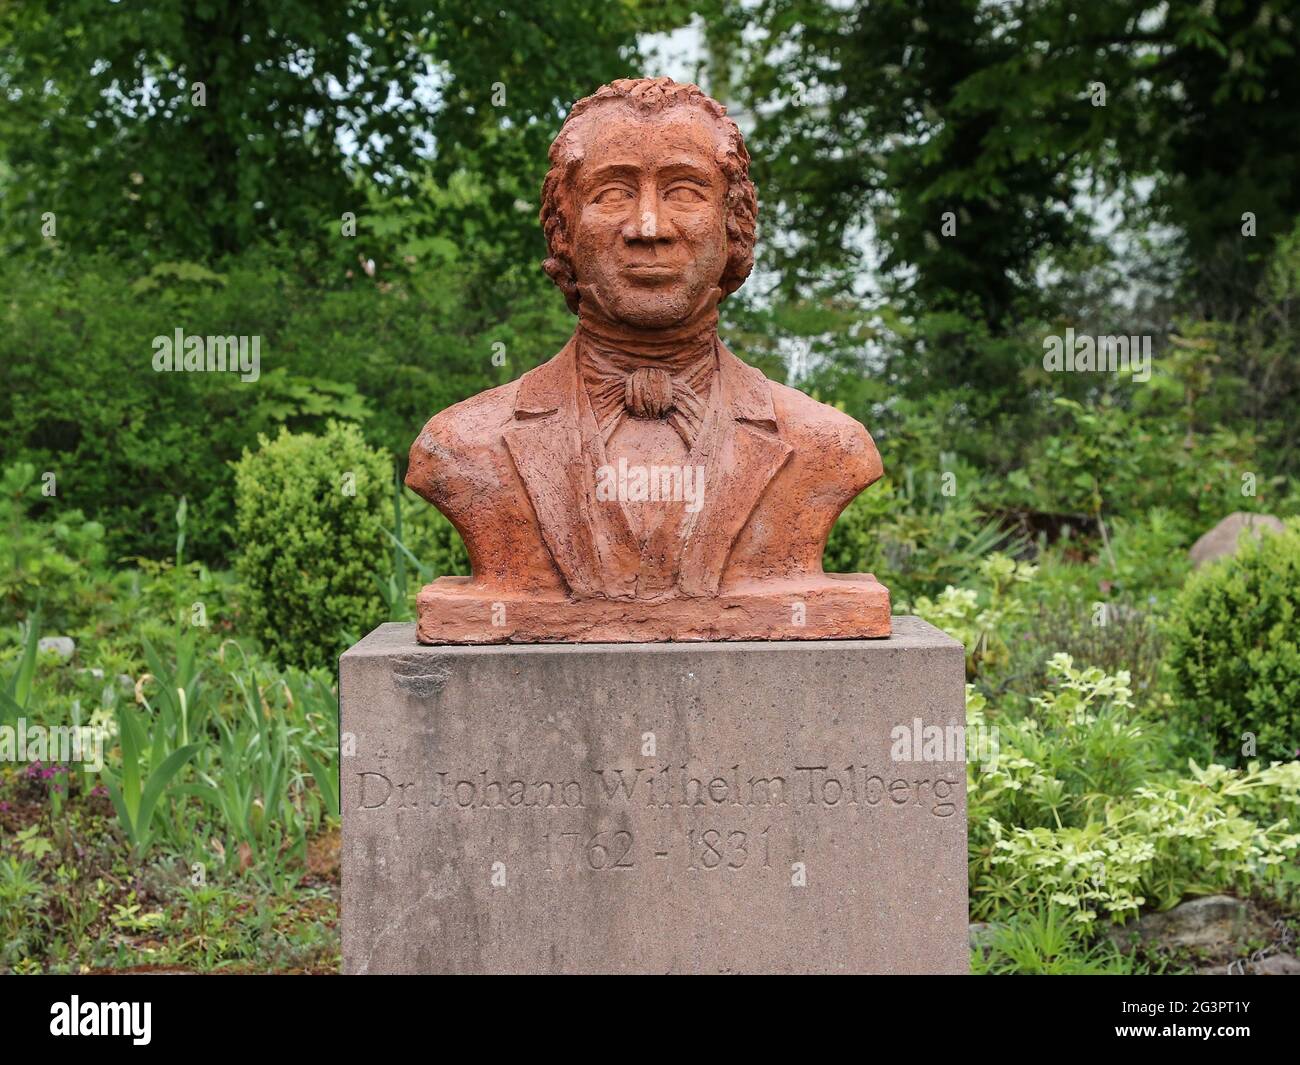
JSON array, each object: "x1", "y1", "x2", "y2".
[{"x1": 340, "y1": 618, "x2": 968, "y2": 974}]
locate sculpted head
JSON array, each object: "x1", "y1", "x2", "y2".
[{"x1": 540, "y1": 78, "x2": 758, "y2": 330}]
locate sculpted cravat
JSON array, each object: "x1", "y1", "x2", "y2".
[{"x1": 578, "y1": 336, "x2": 717, "y2": 449}]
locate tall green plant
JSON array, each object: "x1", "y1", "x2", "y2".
[
  {"x1": 0, "y1": 609, "x2": 40, "y2": 729},
  {"x1": 188, "y1": 672, "x2": 311, "y2": 885},
  {"x1": 103, "y1": 700, "x2": 200, "y2": 857}
]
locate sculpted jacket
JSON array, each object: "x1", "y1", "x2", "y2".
[{"x1": 405, "y1": 337, "x2": 882, "y2": 602}]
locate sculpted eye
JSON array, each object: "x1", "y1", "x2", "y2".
[
  {"x1": 665, "y1": 185, "x2": 706, "y2": 203},
  {"x1": 592, "y1": 186, "x2": 634, "y2": 205}
]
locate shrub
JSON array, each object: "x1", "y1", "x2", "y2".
[
  {"x1": 233, "y1": 422, "x2": 389, "y2": 670},
  {"x1": 0, "y1": 462, "x2": 110, "y2": 632},
  {"x1": 909, "y1": 553, "x2": 1037, "y2": 678},
  {"x1": 1005, "y1": 597, "x2": 1167, "y2": 698},
  {"x1": 825, "y1": 473, "x2": 1022, "y2": 603},
  {"x1": 968, "y1": 659, "x2": 1300, "y2": 925},
  {"x1": 1166, "y1": 519, "x2": 1300, "y2": 762}
]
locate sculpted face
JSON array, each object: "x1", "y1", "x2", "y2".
[{"x1": 569, "y1": 106, "x2": 729, "y2": 330}]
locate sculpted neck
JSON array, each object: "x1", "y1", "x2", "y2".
[{"x1": 575, "y1": 290, "x2": 721, "y2": 372}]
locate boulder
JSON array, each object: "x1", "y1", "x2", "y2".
[
  {"x1": 1188, "y1": 512, "x2": 1285, "y2": 568},
  {"x1": 1107, "y1": 895, "x2": 1249, "y2": 953}
]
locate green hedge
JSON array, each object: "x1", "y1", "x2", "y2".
[
  {"x1": 233, "y1": 422, "x2": 390, "y2": 671},
  {"x1": 1167, "y1": 519, "x2": 1300, "y2": 761},
  {"x1": 0, "y1": 248, "x2": 570, "y2": 564}
]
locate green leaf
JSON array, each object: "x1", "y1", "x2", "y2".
[{"x1": 135, "y1": 743, "x2": 202, "y2": 851}]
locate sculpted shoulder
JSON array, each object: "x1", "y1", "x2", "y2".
[
  {"x1": 768, "y1": 380, "x2": 883, "y2": 494},
  {"x1": 405, "y1": 379, "x2": 520, "y2": 505}
]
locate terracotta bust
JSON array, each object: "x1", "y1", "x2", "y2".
[{"x1": 406, "y1": 77, "x2": 889, "y2": 643}]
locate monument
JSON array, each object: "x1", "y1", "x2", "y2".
[
  {"x1": 341, "y1": 77, "x2": 968, "y2": 974},
  {"x1": 403, "y1": 76, "x2": 888, "y2": 644}
]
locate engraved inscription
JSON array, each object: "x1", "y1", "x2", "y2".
[
  {"x1": 354, "y1": 762, "x2": 959, "y2": 818},
  {"x1": 539, "y1": 827, "x2": 776, "y2": 874}
]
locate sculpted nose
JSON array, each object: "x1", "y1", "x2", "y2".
[{"x1": 622, "y1": 187, "x2": 670, "y2": 242}]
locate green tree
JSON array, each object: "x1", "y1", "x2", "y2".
[
  {"x1": 0, "y1": 1, "x2": 649, "y2": 262},
  {"x1": 732, "y1": 0, "x2": 1300, "y2": 384}
]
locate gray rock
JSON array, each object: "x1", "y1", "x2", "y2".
[
  {"x1": 1250, "y1": 953, "x2": 1300, "y2": 976},
  {"x1": 1188, "y1": 512, "x2": 1285, "y2": 568},
  {"x1": 37, "y1": 636, "x2": 75, "y2": 661},
  {"x1": 1108, "y1": 895, "x2": 1249, "y2": 954}
]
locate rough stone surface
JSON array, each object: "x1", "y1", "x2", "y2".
[
  {"x1": 1188, "y1": 512, "x2": 1285, "y2": 568},
  {"x1": 1108, "y1": 895, "x2": 1250, "y2": 953},
  {"x1": 416, "y1": 573, "x2": 889, "y2": 643},
  {"x1": 341, "y1": 617, "x2": 967, "y2": 974},
  {"x1": 1250, "y1": 953, "x2": 1300, "y2": 975},
  {"x1": 37, "y1": 636, "x2": 75, "y2": 661},
  {"x1": 405, "y1": 77, "x2": 890, "y2": 644}
]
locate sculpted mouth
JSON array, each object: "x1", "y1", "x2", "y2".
[{"x1": 623, "y1": 263, "x2": 680, "y2": 280}]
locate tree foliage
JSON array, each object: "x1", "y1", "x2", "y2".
[
  {"x1": 733, "y1": 0, "x2": 1300, "y2": 380},
  {"x1": 0, "y1": 0, "x2": 644, "y2": 261}
]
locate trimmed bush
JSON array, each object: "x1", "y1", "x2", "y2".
[
  {"x1": 234, "y1": 422, "x2": 389, "y2": 670},
  {"x1": 1166, "y1": 518, "x2": 1300, "y2": 761}
]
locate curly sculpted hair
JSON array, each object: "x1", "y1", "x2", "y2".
[{"x1": 540, "y1": 77, "x2": 758, "y2": 314}]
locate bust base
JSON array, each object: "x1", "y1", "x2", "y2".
[
  {"x1": 414, "y1": 573, "x2": 890, "y2": 644},
  {"x1": 341, "y1": 618, "x2": 967, "y2": 973}
]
